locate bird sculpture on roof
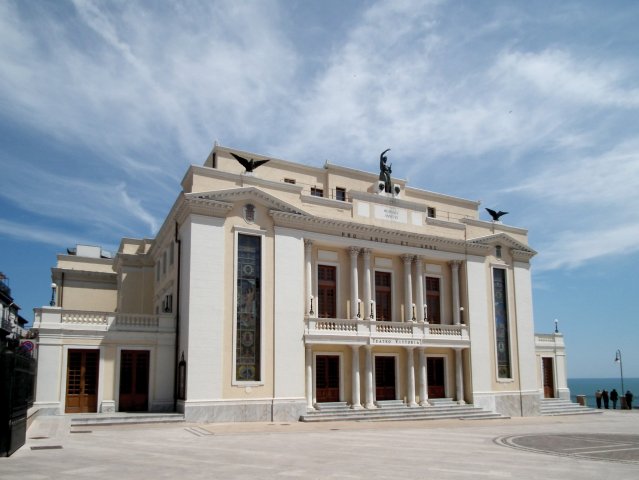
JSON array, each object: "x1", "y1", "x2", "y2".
[
  {"x1": 486, "y1": 208, "x2": 508, "y2": 222},
  {"x1": 230, "y1": 152, "x2": 270, "y2": 173}
]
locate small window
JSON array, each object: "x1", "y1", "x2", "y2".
[
  {"x1": 427, "y1": 207, "x2": 436, "y2": 218},
  {"x1": 335, "y1": 187, "x2": 346, "y2": 201},
  {"x1": 495, "y1": 245, "x2": 502, "y2": 259},
  {"x1": 156, "y1": 262, "x2": 160, "y2": 282},
  {"x1": 284, "y1": 178, "x2": 296, "y2": 184},
  {"x1": 169, "y1": 243, "x2": 174, "y2": 265},
  {"x1": 311, "y1": 187, "x2": 324, "y2": 197},
  {"x1": 163, "y1": 251, "x2": 167, "y2": 274}
]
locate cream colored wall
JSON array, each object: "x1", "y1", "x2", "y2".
[
  {"x1": 61, "y1": 281, "x2": 117, "y2": 311},
  {"x1": 57, "y1": 256, "x2": 115, "y2": 273},
  {"x1": 221, "y1": 201, "x2": 276, "y2": 399},
  {"x1": 119, "y1": 267, "x2": 154, "y2": 314}
]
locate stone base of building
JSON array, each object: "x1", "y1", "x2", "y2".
[
  {"x1": 472, "y1": 391, "x2": 540, "y2": 417},
  {"x1": 179, "y1": 398, "x2": 307, "y2": 423}
]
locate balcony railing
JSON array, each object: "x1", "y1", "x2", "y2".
[
  {"x1": 305, "y1": 317, "x2": 470, "y2": 347},
  {"x1": 534, "y1": 332, "x2": 565, "y2": 349},
  {"x1": 33, "y1": 308, "x2": 175, "y2": 334}
]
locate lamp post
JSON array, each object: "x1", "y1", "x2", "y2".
[
  {"x1": 554, "y1": 318, "x2": 559, "y2": 333},
  {"x1": 49, "y1": 283, "x2": 57, "y2": 307},
  {"x1": 614, "y1": 349, "x2": 625, "y2": 397}
]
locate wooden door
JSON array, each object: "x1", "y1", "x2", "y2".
[
  {"x1": 119, "y1": 350, "x2": 150, "y2": 412},
  {"x1": 316, "y1": 355, "x2": 340, "y2": 402},
  {"x1": 543, "y1": 357, "x2": 555, "y2": 398},
  {"x1": 427, "y1": 357, "x2": 445, "y2": 398},
  {"x1": 375, "y1": 271, "x2": 392, "y2": 321},
  {"x1": 375, "y1": 356, "x2": 396, "y2": 400},
  {"x1": 65, "y1": 349, "x2": 99, "y2": 413}
]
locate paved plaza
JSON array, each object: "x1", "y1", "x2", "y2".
[{"x1": 3, "y1": 410, "x2": 639, "y2": 479}]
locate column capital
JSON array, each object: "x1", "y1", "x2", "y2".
[
  {"x1": 360, "y1": 248, "x2": 372, "y2": 259},
  {"x1": 448, "y1": 259, "x2": 463, "y2": 269},
  {"x1": 304, "y1": 239, "x2": 313, "y2": 248},
  {"x1": 349, "y1": 246, "x2": 360, "y2": 257},
  {"x1": 401, "y1": 253, "x2": 414, "y2": 264}
]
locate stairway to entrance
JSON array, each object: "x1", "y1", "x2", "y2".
[
  {"x1": 540, "y1": 398, "x2": 602, "y2": 416},
  {"x1": 300, "y1": 399, "x2": 507, "y2": 422}
]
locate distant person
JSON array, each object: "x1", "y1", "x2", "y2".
[
  {"x1": 626, "y1": 390, "x2": 634, "y2": 410},
  {"x1": 595, "y1": 389, "x2": 602, "y2": 409},
  {"x1": 610, "y1": 389, "x2": 619, "y2": 409},
  {"x1": 602, "y1": 389, "x2": 609, "y2": 409}
]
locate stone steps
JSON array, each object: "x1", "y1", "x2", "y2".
[
  {"x1": 70, "y1": 412, "x2": 185, "y2": 426},
  {"x1": 540, "y1": 399, "x2": 602, "y2": 416},
  {"x1": 300, "y1": 400, "x2": 507, "y2": 423}
]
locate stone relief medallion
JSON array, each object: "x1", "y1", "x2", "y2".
[{"x1": 244, "y1": 204, "x2": 256, "y2": 223}]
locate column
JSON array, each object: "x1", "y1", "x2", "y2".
[
  {"x1": 305, "y1": 346, "x2": 314, "y2": 409},
  {"x1": 402, "y1": 254, "x2": 414, "y2": 322},
  {"x1": 406, "y1": 347, "x2": 417, "y2": 407},
  {"x1": 418, "y1": 348, "x2": 429, "y2": 406},
  {"x1": 450, "y1": 260, "x2": 461, "y2": 325},
  {"x1": 351, "y1": 345, "x2": 362, "y2": 409},
  {"x1": 362, "y1": 249, "x2": 372, "y2": 319},
  {"x1": 455, "y1": 348, "x2": 465, "y2": 405},
  {"x1": 415, "y1": 257, "x2": 425, "y2": 322},
  {"x1": 349, "y1": 247, "x2": 360, "y2": 319},
  {"x1": 364, "y1": 346, "x2": 375, "y2": 408},
  {"x1": 304, "y1": 239, "x2": 313, "y2": 316}
]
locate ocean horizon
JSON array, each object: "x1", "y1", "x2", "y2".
[{"x1": 568, "y1": 377, "x2": 639, "y2": 407}]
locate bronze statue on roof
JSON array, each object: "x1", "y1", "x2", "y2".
[{"x1": 379, "y1": 148, "x2": 392, "y2": 193}]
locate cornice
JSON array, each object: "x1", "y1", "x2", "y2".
[
  {"x1": 301, "y1": 194, "x2": 354, "y2": 210},
  {"x1": 461, "y1": 217, "x2": 528, "y2": 235},
  {"x1": 270, "y1": 210, "x2": 484, "y2": 254},
  {"x1": 425, "y1": 216, "x2": 466, "y2": 231},
  {"x1": 52, "y1": 268, "x2": 117, "y2": 283}
]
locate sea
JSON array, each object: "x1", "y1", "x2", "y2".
[{"x1": 568, "y1": 377, "x2": 639, "y2": 407}]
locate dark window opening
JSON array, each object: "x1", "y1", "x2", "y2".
[{"x1": 311, "y1": 187, "x2": 324, "y2": 197}]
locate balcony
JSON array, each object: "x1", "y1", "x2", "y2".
[
  {"x1": 305, "y1": 317, "x2": 470, "y2": 348},
  {"x1": 33, "y1": 308, "x2": 176, "y2": 334}
]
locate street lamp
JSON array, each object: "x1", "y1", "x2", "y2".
[
  {"x1": 49, "y1": 283, "x2": 57, "y2": 307},
  {"x1": 614, "y1": 349, "x2": 625, "y2": 397},
  {"x1": 554, "y1": 318, "x2": 559, "y2": 333}
]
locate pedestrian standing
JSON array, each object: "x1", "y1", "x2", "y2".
[
  {"x1": 626, "y1": 390, "x2": 634, "y2": 410},
  {"x1": 602, "y1": 389, "x2": 609, "y2": 409},
  {"x1": 595, "y1": 389, "x2": 602, "y2": 409},
  {"x1": 610, "y1": 389, "x2": 619, "y2": 409}
]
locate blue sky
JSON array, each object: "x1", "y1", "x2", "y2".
[{"x1": 1, "y1": 0, "x2": 638, "y2": 378}]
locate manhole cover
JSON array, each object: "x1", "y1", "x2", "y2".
[{"x1": 495, "y1": 434, "x2": 639, "y2": 465}]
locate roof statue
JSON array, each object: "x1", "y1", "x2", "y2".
[
  {"x1": 486, "y1": 208, "x2": 508, "y2": 222},
  {"x1": 379, "y1": 148, "x2": 392, "y2": 193},
  {"x1": 230, "y1": 152, "x2": 270, "y2": 173}
]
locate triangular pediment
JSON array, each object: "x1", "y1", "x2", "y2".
[
  {"x1": 468, "y1": 233, "x2": 537, "y2": 259},
  {"x1": 186, "y1": 187, "x2": 309, "y2": 216}
]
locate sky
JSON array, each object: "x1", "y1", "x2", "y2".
[{"x1": 1, "y1": 0, "x2": 638, "y2": 379}]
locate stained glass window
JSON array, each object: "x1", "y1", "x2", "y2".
[
  {"x1": 493, "y1": 268, "x2": 511, "y2": 378},
  {"x1": 236, "y1": 234, "x2": 261, "y2": 382}
]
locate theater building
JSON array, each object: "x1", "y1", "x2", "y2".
[{"x1": 32, "y1": 145, "x2": 569, "y2": 422}]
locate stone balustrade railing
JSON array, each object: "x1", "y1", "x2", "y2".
[
  {"x1": 34, "y1": 308, "x2": 175, "y2": 334},
  {"x1": 535, "y1": 332, "x2": 565, "y2": 348},
  {"x1": 305, "y1": 317, "x2": 469, "y2": 345}
]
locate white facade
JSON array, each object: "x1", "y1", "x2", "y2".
[{"x1": 32, "y1": 145, "x2": 569, "y2": 421}]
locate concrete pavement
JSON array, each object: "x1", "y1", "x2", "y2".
[{"x1": 3, "y1": 410, "x2": 639, "y2": 479}]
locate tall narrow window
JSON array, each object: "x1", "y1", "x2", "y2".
[
  {"x1": 335, "y1": 187, "x2": 346, "y2": 201},
  {"x1": 493, "y1": 268, "x2": 511, "y2": 378},
  {"x1": 375, "y1": 271, "x2": 392, "y2": 321},
  {"x1": 236, "y1": 234, "x2": 261, "y2": 382},
  {"x1": 318, "y1": 265, "x2": 337, "y2": 318},
  {"x1": 425, "y1": 277, "x2": 441, "y2": 324}
]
